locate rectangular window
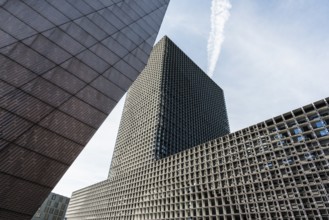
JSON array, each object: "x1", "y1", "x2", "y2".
[
  {"x1": 265, "y1": 162, "x2": 273, "y2": 168},
  {"x1": 315, "y1": 120, "x2": 326, "y2": 128},
  {"x1": 319, "y1": 129, "x2": 329, "y2": 137},
  {"x1": 297, "y1": 136, "x2": 305, "y2": 142},
  {"x1": 282, "y1": 158, "x2": 293, "y2": 164},
  {"x1": 293, "y1": 128, "x2": 302, "y2": 134}
]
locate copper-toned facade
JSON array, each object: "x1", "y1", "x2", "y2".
[
  {"x1": 0, "y1": 0, "x2": 169, "y2": 219},
  {"x1": 67, "y1": 38, "x2": 329, "y2": 219}
]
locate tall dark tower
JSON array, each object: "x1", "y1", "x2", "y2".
[
  {"x1": 154, "y1": 37, "x2": 230, "y2": 159},
  {"x1": 67, "y1": 36, "x2": 230, "y2": 219},
  {"x1": 0, "y1": 1, "x2": 169, "y2": 219},
  {"x1": 108, "y1": 36, "x2": 230, "y2": 178}
]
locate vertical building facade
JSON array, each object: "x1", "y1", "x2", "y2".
[
  {"x1": 108, "y1": 36, "x2": 230, "y2": 178},
  {"x1": 67, "y1": 37, "x2": 329, "y2": 219},
  {"x1": 66, "y1": 36, "x2": 230, "y2": 219},
  {"x1": 0, "y1": 0, "x2": 169, "y2": 219},
  {"x1": 32, "y1": 192, "x2": 70, "y2": 220}
]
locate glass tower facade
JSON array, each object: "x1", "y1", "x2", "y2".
[
  {"x1": 0, "y1": 1, "x2": 169, "y2": 219},
  {"x1": 67, "y1": 37, "x2": 329, "y2": 219},
  {"x1": 31, "y1": 192, "x2": 70, "y2": 220}
]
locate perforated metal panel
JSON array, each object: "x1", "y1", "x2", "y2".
[{"x1": 0, "y1": 0, "x2": 169, "y2": 219}]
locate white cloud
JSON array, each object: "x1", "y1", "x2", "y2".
[{"x1": 207, "y1": 0, "x2": 232, "y2": 77}]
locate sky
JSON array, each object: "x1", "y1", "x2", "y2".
[{"x1": 53, "y1": 0, "x2": 329, "y2": 197}]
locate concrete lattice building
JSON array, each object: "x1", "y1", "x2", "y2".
[
  {"x1": 108, "y1": 36, "x2": 230, "y2": 179},
  {"x1": 32, "y1": 192, "x2": 70, "y2": 220},
  {"x1": 0, "y1": 0, "x2": 169, "y2": 219},
  {"x1": 67, "y1": 37, "x2": 329, "y2": 220}
]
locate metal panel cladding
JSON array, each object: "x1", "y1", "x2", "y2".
[{"x1": 0, "y1": 0, "x2": 170, "y2": 219}]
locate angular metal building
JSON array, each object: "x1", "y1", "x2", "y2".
[
  {"x1": 0, "y1": 0, "x2": 169, "y2": 219},
  {"x1": 67, "y1": 37, "x2": 329, "y2": 219}
]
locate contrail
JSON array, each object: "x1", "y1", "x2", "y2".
[{"x1": 207, "y1": 0, "x2": 231, "y2": 77}]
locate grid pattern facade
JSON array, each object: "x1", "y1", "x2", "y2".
[
  {"x1": 0, "y1": 1, "x2": 169, "y2": 219},
  {"x1": 156, "y1": 37, "x2": 229, "y2": 159},
  {"x1": 67, "y1": 38, "x2": 329, "y2": 220},
  {"x1": 32, "y1": 193, "x2": 70, "y2": 220},
  {"x1": 69, "y1": 98, "x2": 329, "y2": 220},
  {"x1": 108, "y1": 37, "x2": 229, "y2": 178}
]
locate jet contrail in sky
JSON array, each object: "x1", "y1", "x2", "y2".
[{"x1": 207, "y1": 0, "x2": 232, "y2": 77}]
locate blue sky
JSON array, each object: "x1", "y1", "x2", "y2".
[{"x1": 54, "y1": 0, "x2": 329, "y2": 197}]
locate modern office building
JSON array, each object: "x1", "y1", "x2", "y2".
[
  {"x1": 67, "y1": 37, "x2": 329, "y2": 219},
  {"x1": 0, "y1": 0, "x2": 169, "y2": 219},
  {"x1": 32, "y1": 192, "x2": 70, "y2": 220},
  {"x1": 108, "y1": 36, "x2": 230, "y2": 178}
]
